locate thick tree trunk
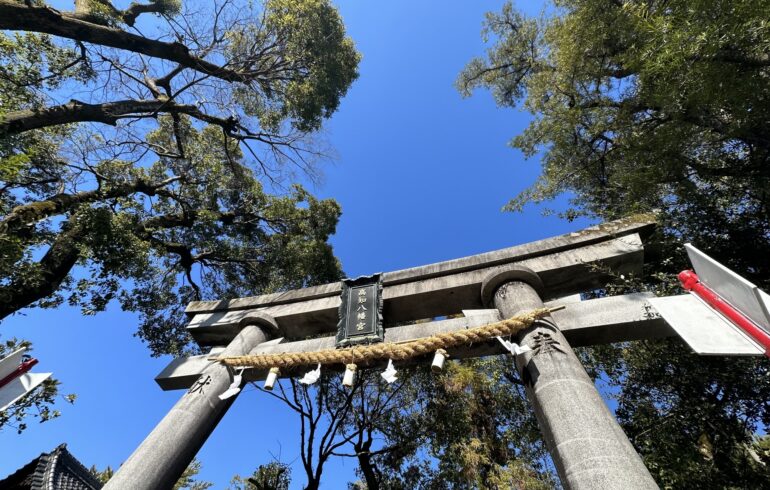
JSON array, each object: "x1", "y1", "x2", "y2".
[
  {"x1": 356, "y1": 451, "x2": 380, "y2": 490},
  {"x1": 0, "y1": 221, "x2": 82, "y2": 320},
  {"x1": 0, "y1": 0, "x2": 248, "y2": 82},
  {"x1": 1, "y1": 99, "x2": 167, "y2": 136}
]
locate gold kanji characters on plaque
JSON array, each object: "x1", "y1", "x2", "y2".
[{"x1": 356, "y1": 288, "x2": 368, "y2": 330}]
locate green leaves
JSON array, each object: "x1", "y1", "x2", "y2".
[
  {"x1": 229, "y1": 462, "x2": 291, "y2": 490},
  {"x1": 586, "y1": 338, "x2": 770, "y2": 488},
  {"x1": 91, "y1": 457, "x2": 212, "y2": 489},
  {"x1": 0, "y1": 0, "x2": 357, "y2": 358},
  {"x1": 0, "y1": 153, "x2": 29, "y2": 181},
  {"x1": 419, "y1": 358, "x2": 555, "y2": 488},
  {"x1": 462, "y1": 1, "x2": 770, "y2": 486},
  {"x1": 229, "y1": 0, "x2": 360, "y2": 133},
  {"x1": 95, "y1": 120, "x2": 344, "y2": 356},
  {"x1": 456, "y1": 3, "x2": 543, "y2": 106}
]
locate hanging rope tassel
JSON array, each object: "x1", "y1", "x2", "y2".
[
  {"x1": 342, "y1": 364, "x2": 357, "y2": 387},
  {"x1": 214, "y1": 306, "x2": 563, "y2": 371},
  {"x1": 431, "y1": 349, "x2": 448, "y2": 372},
  {"x1": 264, "y1": 367, "x2": 280, "y2": 390}
]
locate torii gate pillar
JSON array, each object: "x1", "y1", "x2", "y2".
[
  {"x1": 482, "y1": 266, "x2": 657, "y2": 489},
  {"x1": 104, "y1": 315, "x2": 279, "y2": 490}
]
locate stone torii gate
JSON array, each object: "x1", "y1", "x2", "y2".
[{"x1": 106, "y1": 216, "x2": 692, "y2": 489}]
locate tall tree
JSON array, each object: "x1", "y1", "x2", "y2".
[
  {"x1": 0, "y1": 0, "x2": 358, "y2": 431},
  {"x1": 259, "y1": 369, "x2": 427, "y2": 490},
  {"x1": 459, "y1": 0, "x2": 770, "y2": 486},
  {"x1": 457, "y1": 0, "x2": 770, "y2": 283},
  {"x1": 0, "y1": 0, "x2": 359, "y2": 354},
  {"x1": 414, "y1": 358, "x2": 555, "y2": 489},
  {"x1": 262, "y1": 360, "x2": 555, "y2": 490}
]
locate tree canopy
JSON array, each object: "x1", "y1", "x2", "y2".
[
  {"x1": 457, "y1": 0, "x2": 770, "y2": 281},
  {"x1": 0, "y1": 0, "x2": 360, "y2": 354},
  {"x1": 255, "y1": 359, "x2": 556, "y2": 490},
  {"x1": 458, "y1": 0, "x2": 770, "y2": 486},
  {"x1": 0, "y1": 0, "x2": 359, "y2": 431},
  {"x1": 229, "y1": 461, "x2": 291, "y2": 490}
]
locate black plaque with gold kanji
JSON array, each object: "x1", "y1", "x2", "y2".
[{"x1": 336, "y1": 274, "x2": 384, "y2": 348}]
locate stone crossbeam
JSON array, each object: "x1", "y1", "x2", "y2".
[
  {"x1": 157, "y1": 292, "x2": 670, "y2": 390},
  {"x1": 186, "y1": 216, "x2": 654, "y2": 346}
]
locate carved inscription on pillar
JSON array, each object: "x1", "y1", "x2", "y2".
[
  {"x1": 531, "y1": 331, "x2": 566, "y2": 356},
  {"x1": 336, "y1": 274, "x2": 384, "y2": 348},
  {"x1": 187, "y1": 375, "x2": 212, "y2": 395}
]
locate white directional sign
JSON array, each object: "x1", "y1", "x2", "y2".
[
  {"x1": 649, "y1": 295, "x2": 763, "y2": 355},
  {"x1": 685, "y1": 243, "x2": 770, "y2": 335},
  {"x1": 0, "y1": 347, "x2": 52, "y2": 411},
  {"x1": 649, "y1": 244, "x2": 768, "y2": 356},
  {"x1": 0, "y1": 348, "x2": 27, "y2": 380},
  {"x1": 0, "y1": 372, "x2": 52, "y2": 411}
]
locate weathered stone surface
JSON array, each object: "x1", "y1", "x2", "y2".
[
  {"x1": 187, "y1": 234, "x2": 646, "y2": 346},
  {"x1": 156, "y1": 293, "x2": 673, "y2": 391},
  {"x1": 104, "y1": 324, "x2": 272, "y2": 490},
  {"x1": 492, "y1": 277, "x2": 657, "y2": 490},
  {"x1": 549, "y1": 292, "x2": 670, "y2": 346},
  {"x1": 185, "y1": 216, "x2": 654, "y2": 315}
]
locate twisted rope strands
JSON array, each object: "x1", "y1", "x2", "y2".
[{"x1": 214, "y1": 307, "x2": 558, "y2": 370}]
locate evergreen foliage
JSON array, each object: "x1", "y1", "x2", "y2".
[
  {"x1": 459, "y1": 1, "x2": 770, "y2": 486},
  {"x1": 0, "y1": 0, "x2": 358, "y2": 431},
  {"x1": 91, "y1": 457, "x2": 213, "y2": 489},
  {"x1": 229, "y1": 461, "x2": 291, "y2": 490}
]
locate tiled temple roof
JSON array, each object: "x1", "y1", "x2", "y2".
[{"x1": 0, "y1": 443, "x2": 103, "y2": 490}]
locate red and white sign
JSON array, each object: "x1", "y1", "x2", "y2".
[
  {"x1": 0, "y1": 347, "x2": 52, "y2": 411},
  {"x1": 649, "y1": 244, "x2": 769, "y2": 357}
]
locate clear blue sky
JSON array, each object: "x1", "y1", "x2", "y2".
[{"x1": 1, "y1": 1, "x2": 592, "y2": 487}]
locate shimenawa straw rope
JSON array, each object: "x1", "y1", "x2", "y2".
[{"x1": 213, "y1": 306, "x2": 563, "y2": 370}]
